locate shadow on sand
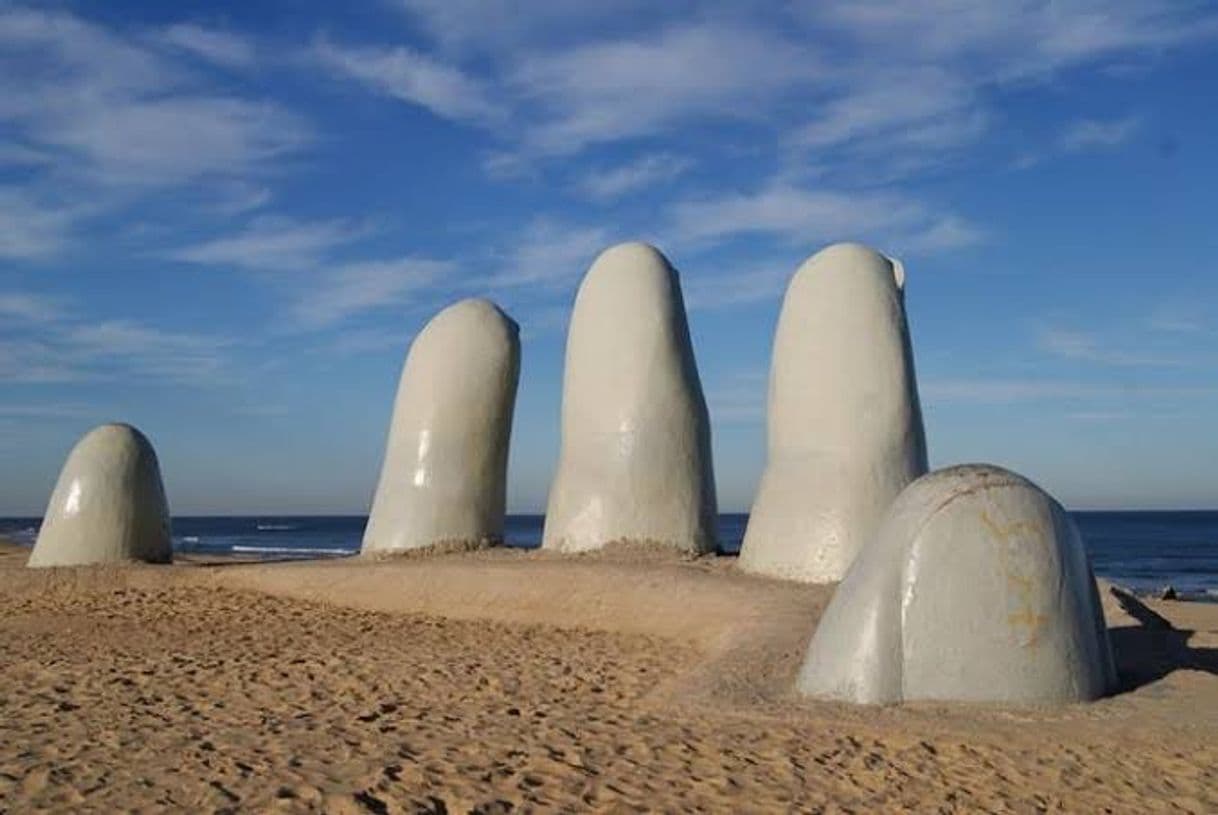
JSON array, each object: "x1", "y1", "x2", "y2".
[
  {"x1": 185, "y1": 553, "x2": 357, "y2": 568},
  {"x1": 1107, "y1": 586, "x2": 1218, "y2": 693}
]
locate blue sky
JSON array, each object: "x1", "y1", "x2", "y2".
[{"x1": 2, "y1": 0, "x2": 1217, "y2": 515}]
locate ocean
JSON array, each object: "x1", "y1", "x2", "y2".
[{"x1": 2, "y1": 511, "x2": 1216, "y2": 600}]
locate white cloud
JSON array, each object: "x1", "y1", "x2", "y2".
[
  {"x1": 209, "y1": 182, "x2": 273, "y2": 216},
  {"x1": 791, "y1": 70, "x2": 990, "y2": 181},
  {"x1": 1067, "y1": 410, "x2": 1135, "y2": 421},
  {"x1": 167, "y1": 215, "x2": 451, "y2": 329},
  {"x1": 922, "y1": 377, "x2": 1218, "y2": 404},
  {"x1": 704, "y1": 369, "x2": 768, "y2": 424},
  {"x1": 788, "y1": 2, "x2": 1211, "y2": 176},
  {"x1": 670, "y1": 185, "x2": 908, "y2": 246},
  {"x1": 0, "y1": 7, "x2": 311, "y2": 189},
  {"x1": 315, "y1": 36, "x2": 502, "y2": 123},
  {"x1": 162, "y1": 23, "x2": 255, "y2": 69},
  {"x1": 0, "y1": 403, "x2": 91, "y2": 419},
  {"x1": 322, "y1": 326, "x2": 417, "y2": 356},
  {"x1": 0, "y1": 141, "x2": 52, "y2": 167},
  {"x1": 682, "y1": 263, "x2": 792, "y2": 311},
  {"x1": 0, "y1": 189, "x2": 75, "y2": 259},
  {"x1": 395, "y1": 0, "x2": 648, "y2": 52},
  {"x1": 797, "y1": 69, "x2": 973, "y2": 150},
  {"x1": 0, "y1": 338, "x2": 83, "y2": 383},
  {"x1": 162, "y1": 199, "x2": 472, "y2": 336},
  {"x1": 0, "y1": 309, "x2": 233, "y2": 385},
  {"x1": 1037, "y1": 326, "x2": 1186, "y2": 367},
  {"x1": 167, "y1": 216, "x2": 369, "y2": 272},
  {"x1": 66, "y1": 320, "x2": 233, "y2": 384},
  {"x1": 324, "y1": 2, "x2": 1216, "y2": 181},
  {"x1": 0, "y1": 7, "x2": 170, "y2": 110},
  {"x1": 0, "y1": 291, "x2": 62, "y2": 323},
  {"x1": 44, "y1": 97, "x2": 310, "y2": 187},
  {"x1": 1015, "y1": 114, "x2": 1143, "y2": 169},
  {"x1": 802, "y1": 1, "x2": 1217, "y2": 75},
  {"x1": 480, "y1": 150, "x2": 536, "y2": 181},
  {"x1": 484, "y1": 218, "x2": 613, "y2": 289},
  {"x1": 924, "y1": 378, "x2": 1100, "y2": 403},
  {"x1": 1058, "y1": 116, "x2": 1142, "y2": 152},
  {"x1": 510, "y1": 22, "x2": 818, "y2": 154},
  {"x1": 903, "y1": 215, "x2": 986, "y2": 253},
  {"x1": 667, "y1": 182, "x2": 979, "y2": 255},
  {"x1": 578, "y1": 153, "x2": 692, "y2": 201},
  {"x1": 291, "y1": 257, "x2": 449, "y2": 327},
  {"x1": 1147, "y1": 304, "x2": 1208, "y2": 335}
]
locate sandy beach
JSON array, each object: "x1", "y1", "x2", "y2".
[{"x1": 1, "y1": 538, "x2": 1216, "y2": 813}]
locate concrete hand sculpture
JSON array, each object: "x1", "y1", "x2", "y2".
[
  {"x1": 798, "y1": 464, "x2": 1117, "y2": 705},
  {"x1": 739, "y1": 243, "x2": 927, "y2": 582},
  {"x1": 28, "y1": 423, "x2": 172, "y2": 567},
  {"x1": 542, "y1": 242, "x2": 718, "y2": 553},
  {"x1": 361, "y1": 299, "x2": 521, "y2": 555}
]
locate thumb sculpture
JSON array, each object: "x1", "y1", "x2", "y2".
[
  {"x1": 361, "y1": 298, "x2": 521, "y2": 555},
  {"x1": 28, "y1": 423, "x2": 172, "y2": 567},
  {"x1": 542, "y1": 242, "x2": 717, "y2": 554},
  {"x1": 798, "y1": 464, "x2": 1117, "y2": 705},
  {"x1": 739, "y1": 242, "x2": 927, "y2": 582}
]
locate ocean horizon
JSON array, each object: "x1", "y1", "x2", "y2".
[{"x1": 4, "y1": 510, "x2": 1216, "y2": 601}]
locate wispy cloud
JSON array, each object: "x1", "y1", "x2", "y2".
[
  {"x1": 704, "y1": 368, "x2": 767, "y2": 424},
  {"x1": 208, "y1": 181, "x2": 273, "y2": 216},
  {"x1": 0, "y1": 189, "x2": 75, "y2": 259},
  {"x1": 161, "y1": 23, "x2": 255, "y2": 69},
  {"x1": 787, "y1": 2, "x2": 1208, "y2": 174},
  {"x1": 167, "y1": 216, "x2": 370, "y2": 272},
  {"x1": 319, "y1": 18, "x2": 820, "y2": 157},
  {"x1": 1067, "y1": 410, "x2": 1135, "y2": 421},
  {"x1": 321, "y1": 326, "x2": 418, "y2": 356},
  {"x1": 166, "y1": 214, "x2": 453, "y2": 329},
  {"x1": 44, "y1": 97, "x2": 310, "y2": 188},
  {"x1": 346, "y1": 2, "x2": 1218, "y2": 200},
  {"x1": 682, "y1": 262, "x2": 792, "y2": 311},
  {"x1": 1037, "y1": 326, "x2": 1187, "y2": 367},
  {"x1": 794, "y1": 69, "x2": 980, "y2": 156},
  {"x1": 394, "y1": 0, "x2": 649, "y2": 53},
  {"x1": 1016, "y1": 113, "x2": 1145, "y2": 169},
  {"x1": 0, "y1": 141, "x2": 52, "y2": 167},
  {"x1": 1147, "y1": 303, "x2": 1208, "y2": 335},
  {"x1": 903, "y1": 215, "x2": 987, "y2": 253},
  {"x1": 802, "y1": 1, "x2": 1218, "y2": 76},
  {"x1": 291, "y1": 257, "x2": 449, "y2": 327},
  {"x1": 0, "y1": 7, "x2": 311, "y2": 190},
  {"x1": 667, "y1": 182, "x2": 980, "y2": 254},
  {"x1": 578, "y1": 153, "x2": 692, "y2": 201},
  {"x1": 0, "y1": 291, "x2": 63, "y2": 323},
  {"x1": 66, "y1": 320, "x2": 234, "y2": 384},
  {"x1": 1059, "y1": 116, "x2": 1142, "y2": 152},
  {"x1": 483, "y1": 218, "x2": 613, "y2": 289},
  {"x1": 0, "y1": 337, "x2": 81, "y2": 384},
  {"x1": 314, "y1": 36, "x2": 503, "y2": 123},
  {"x1": 328, "y1": 0, "x2": 1218, "y2": 182},
  {"x1": 0, "y1": 305, "x2": 233, "y2": 386},
  {"x1": 0, "y1": 403, "x2": 92, "y2": 419},
  {"x1": 670, "y1": 185, "x2": 911, "y2": 246},
  {"x1": 508, "y1": 22, "x2": 817, "y2": 155},
  {"x1": 922, "y1": 377, "x2": 1218, "y2": 405}
]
